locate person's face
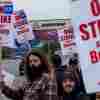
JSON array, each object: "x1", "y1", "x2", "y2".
[
  {"x1": 62, "y1": 79, "x2": 75, "y2": 94},
  {"x1": 28, "y1": 55, "x2": 41, "y2": 67}
]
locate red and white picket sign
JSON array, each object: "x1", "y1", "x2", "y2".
[
  {"x1": 58, "y1": 21, "x2": 77, "y2": 55},
  {"x1": 72, "y1": 0, "x2": 100, "y2": 93},
  {"x1": 0, "y1": 1, "x2": 16, "y2": 48},
  {"x1": 12, "y1": 10, "x2": 35, "y2": 44}
]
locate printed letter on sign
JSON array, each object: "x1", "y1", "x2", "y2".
[{"x1": 90, "y1": 0, "x2": 100, "y2": 16}]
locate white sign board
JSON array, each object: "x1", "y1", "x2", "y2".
[
  {"x1": 12, "y1": 10, "x2": 35, "y2": 44},
  {"x1": 0, "y1": 2, "x2": 15, "y2": 48},
  {"x1": 57, "y1": 27, "x2": 77, "y2": 55},
  {"x1": 0, "y1": 23, "x2": 16, "y2": 48},
  {"x1": 72, "y1": 0, "x2": 100, "y2": 93}
]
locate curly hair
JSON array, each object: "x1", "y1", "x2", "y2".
[{"x1": 19, "y1": 51, "x2": 49, "y2": 76}]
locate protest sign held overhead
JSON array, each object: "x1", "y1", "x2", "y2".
[
  {"x1": 72, "y1": 0, "x2": 100, "y2": 93},
  {"x1": 0, "y1": 1, "x2": 13, "y2": 24},
  {"x1": 12, "y1": 10, "x2": 35, "y2": 44},
  {"x1": 0, "y1": 1, "x2": 15, "y2": 48},
  {"x1": 58, "y1": 20, "x2": 77, "y2": 55}
]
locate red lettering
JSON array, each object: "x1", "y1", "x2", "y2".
[
  {"x1": 97, "y1": 19, "x2": 100, "y2": 33},
  {"x1": 64, "y1": 30, "x2": 74, "y2": 41},
  {"x1": 80, "y1": 19, "x2": 100, "y2": 41},
  {"x1": 1, "y1": 16, "x2": 3, "y2": 23},
  {"x1": 90, "y1": 0, "x2": 100, "y2": 16},
  {"x1": 80, "y1": 24, "x2": 90, "y2": 40},
  {"x1": 3, "y1": 16, "x2": 8, "y2": 23},
  {"x1": 88, "y1": 21, "x2": 97, "y2": 38},
  {"x1": 89, "y1": 50, "x2": 98, "y2": 64},
  {"x1": 0, "y1": 16, "x2": 11, "y2": 23},
  {"x1": 8, "y1": 16, "x2": 11, "y2": 23}
]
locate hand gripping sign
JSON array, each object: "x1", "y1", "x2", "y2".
[{"x1": 72, "y1": 0, "x2": 100, "y2": 93}]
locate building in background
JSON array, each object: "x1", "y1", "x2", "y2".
[{"x1": 30, "y1": 19, "x2": 65, "y2": 40}]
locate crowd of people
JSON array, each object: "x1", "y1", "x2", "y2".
[{"x1": 0, "y1": 51, "x2": 96, "y2": 100}]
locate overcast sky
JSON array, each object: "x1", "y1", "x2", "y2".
[{"x1": 12, "y1": 0, "x2": 71, "y2": 20}]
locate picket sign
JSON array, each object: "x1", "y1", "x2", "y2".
[
  {"x1": 71, "y1": 0, "x2": 100, "y2": 93},
  {"x1": 57, "y1": 25, "x2": 77, "y2": 55},
  {"x1": 0, "y1": 1, "x2": 16, "y2": 48},
  {"x1": 12, "y1": 10, "x2": 35, "y2": 44}
]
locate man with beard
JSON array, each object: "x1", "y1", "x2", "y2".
[
  {"x1": 58, "y1": 71, "x2": 80, "y2": 100},
  {"x1": 0, "y1": 51, "x2": 58, "y2": 100}
]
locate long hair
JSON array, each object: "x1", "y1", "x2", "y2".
[
  {"x1": 23, "y1": 51, "x2": 49, "y2": 81},
  {"x1": 26, "y1": 51, "x2": 48, "y2": 71}
]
